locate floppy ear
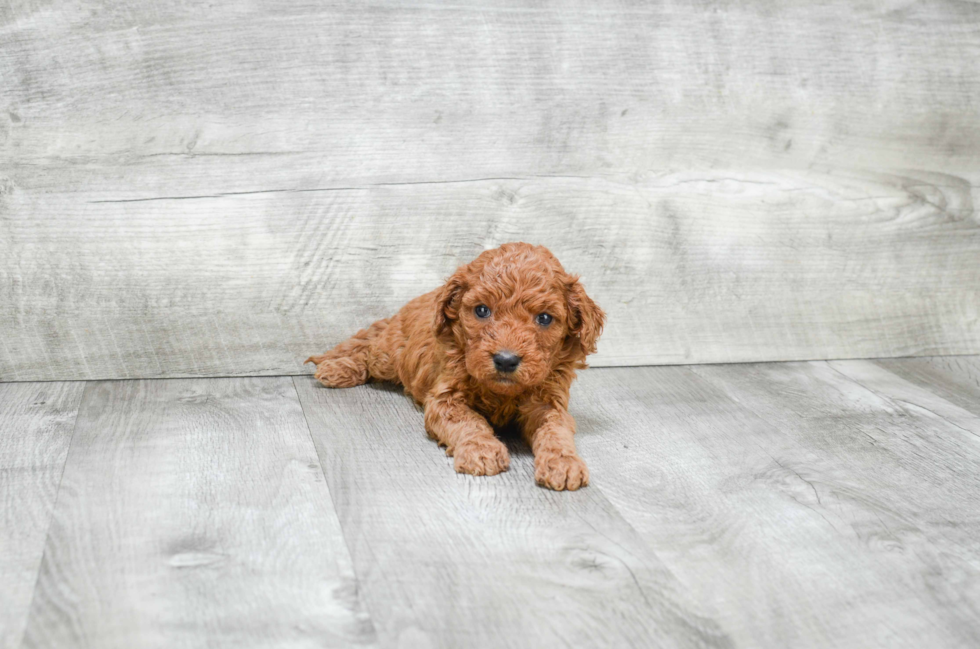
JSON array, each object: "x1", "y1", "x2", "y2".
[
  {"x1": 433, "y1": 270, "x2": 467, "y2": 338},
  {"x1": 565, "y1": 275, "x2": 605, "y2": 356}
]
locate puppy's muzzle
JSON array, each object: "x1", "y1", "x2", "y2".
[{"x1": 492, "y1": 350, "x2": 521, "y2": 373}]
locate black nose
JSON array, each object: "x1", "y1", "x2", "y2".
[{"x1": 493, "y1": 351, "x2": 522, "y2": 373}]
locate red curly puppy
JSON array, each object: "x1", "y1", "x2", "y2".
[{"x1": 306, "y1": 242, "x2": 605, "y2": 491}]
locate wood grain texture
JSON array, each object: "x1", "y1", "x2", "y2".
[
  {"x1": 571, "y1": 362, "x2": 980, "y2": 648},
  {"x1": 21, "y1": 378, "x2": 377, "y2": 649},
  {"x1": 3, "y1": 2, "x2": 979, "y2": 170},
  {"x1": 1, "y1": 1, "x2": 980, "y2": 380},
  {"x1": 0, "y1": 382, "x2": 83, "y2": 649},
  {"x1": 872, "y1": 355, "x2": 980, "y2": 418},
  {"x1": 292, "y1": 376, "x2": 732, "y2": 649},
  {"x1": 1, "y1": 169, "x2": 978, "y2": 381}
]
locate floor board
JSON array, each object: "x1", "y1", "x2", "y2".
[
  {"x1": 686, "y1": 361, "x2": 980, "y2": 647},
  {"x1": 21, "y1": 378, "x2": 376, "y2": 649},
  {"x1": 567, "y1": 361, "x2": 980, "y2": 648},
  {"x1": 293, "y1": 377, "x2": 731, "y2": 649},
  {"x1": 2, "y1": 358, "x2": 979, "y2": 647},
  {"x1": 873, "y1": 355, "x2": 980, "y2": 419},
  {"x1": 0, "y1": 382, "x2": 84, "y2": 649}
]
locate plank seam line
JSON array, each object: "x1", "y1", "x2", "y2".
[
  {"x1": 85, "y1": 174, "x2": 601, "y2": 203},
  {"x1": 826, "y1": 362, "x2": 980, "y2": 441},
  {"x1": 288, "y1": 376, "x2": 382, "y2": 638},
  {"x1": 4, "y1": 353, "x2": 980, "y2": 384},
  {"x1": 893, "y1": 398, "x2": 980, "y2": 440},
  {"x1": 17, "y1": 381, "x2": 90, "y2": 649}
]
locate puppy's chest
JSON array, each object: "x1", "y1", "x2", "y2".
[{"x1": 470, "y1": 393, "x2": 520, "y2": 427}]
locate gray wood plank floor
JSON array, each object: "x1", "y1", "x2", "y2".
[
  {"x1": 19, "y1": 379, "x2": 374, "y2": 649},
  {"x1": 293, "y1": 378, "x2": 728, "y2": 649},
  {"x1": 2, "y1": 357, "x2": 979, "y2": 648},
  {"x1": 1, "y1": 383, "x2": 84, "y2": 649}
]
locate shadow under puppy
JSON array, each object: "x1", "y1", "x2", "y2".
[{"x1": 306, "y1": 242, "x2": 605, "y2": 491}]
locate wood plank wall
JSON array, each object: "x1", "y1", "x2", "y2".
[{"x1": 1, "y1": 1, "x2": 978, "y2": 381}]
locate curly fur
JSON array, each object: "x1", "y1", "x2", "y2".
[{"x1": 306, "y1": 242, "x2": 605, "y2": 490}]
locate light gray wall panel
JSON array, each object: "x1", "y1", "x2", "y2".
[{"x1": 1, "y1": 1, "x2": 978, "y2": 380}]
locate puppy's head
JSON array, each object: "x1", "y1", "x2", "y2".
[{"x1": 434, "y1": 243, "x2": 605, "y2": 395}]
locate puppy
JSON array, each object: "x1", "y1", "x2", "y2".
[{"x1": 306, "y1": 242, "x2": 605, "y2": 491}]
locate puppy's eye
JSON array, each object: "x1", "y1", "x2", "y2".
[
  {"x1": 535, "y1": 313, "x2": 553, "y2": 326},
  {"x1": 474, "y1": 305, "x2": 491, "y2": 319}
]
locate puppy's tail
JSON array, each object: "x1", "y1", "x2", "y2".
[{"x1": 305, "y1": 318, "x2": 389, "y2": 388}]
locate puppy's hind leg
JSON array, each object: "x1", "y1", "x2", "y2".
[{"x1": 305, "y1": 319, "x2": 388, "y2": 388}]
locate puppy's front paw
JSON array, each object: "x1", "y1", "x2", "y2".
[
  {"x1": 309, "y1": 357, "x2": 367, "y2": 388},
  {"x1": 453, "y1": 437, "x2": 510, "y2": 476},
  {"x1": 535, "y1": 452, "x2": 589, "y2": 491}
]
